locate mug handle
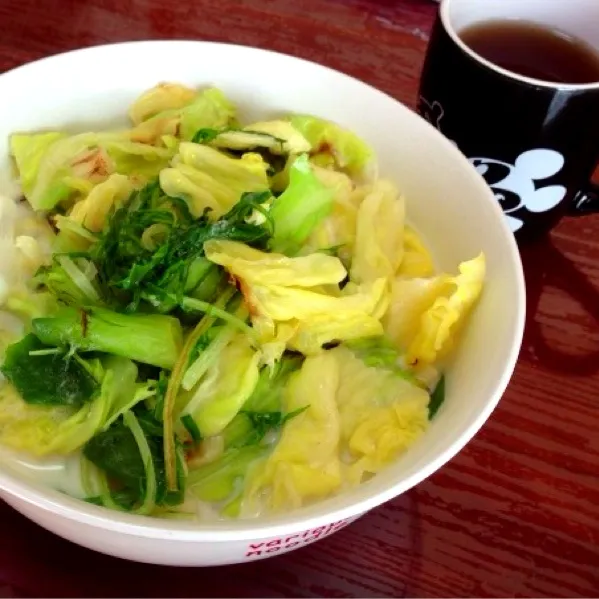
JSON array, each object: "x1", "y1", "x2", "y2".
[{"x1": 570, "y1": 183, "x2": 599, "y2": 215}]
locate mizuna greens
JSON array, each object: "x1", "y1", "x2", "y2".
[{"x1": 0, "y1": 83, "x2": 486, "y2": 519}]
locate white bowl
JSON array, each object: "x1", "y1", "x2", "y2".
[{"x1": 0, "y1": 41, "x2": 525, "y2": 566}]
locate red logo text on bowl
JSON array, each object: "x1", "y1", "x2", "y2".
[{"x1": 245, "y1": 518, "x2": 351, "y2": 557}]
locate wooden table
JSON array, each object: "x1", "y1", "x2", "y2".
[{"x1": 1, "y1": 0, "x2": 598, "y2": 596}]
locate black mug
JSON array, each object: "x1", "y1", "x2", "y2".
[{"x1": 418, "y1": 0, "x2": 599, "y2": 241}]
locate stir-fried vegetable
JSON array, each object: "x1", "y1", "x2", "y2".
[
  {"x1": 32, "y1": 307, "x2": 183, "y2": 369},
  {"x1": 0, "y1": 82, "x2": 486, "y2": 520},
  {"x1": 1, "y1": 333, "x2": 99, "y2": 407}
]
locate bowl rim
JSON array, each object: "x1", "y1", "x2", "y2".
[{"x1": 0, "y1": 39, "x2": 526, "y2": 542}]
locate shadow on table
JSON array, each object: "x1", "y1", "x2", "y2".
[{"x1": 519, "y1": 235, "x2": 599, "y2": 376}]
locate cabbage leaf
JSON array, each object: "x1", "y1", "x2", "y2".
[
  {"x1": 288, "y1": 114, "x2": 375, "y2": 179},
  {"x1": 242, "y1": 352, "x2": 341, "y2": 513},
  {"x1": 0, "y1": 355, "x2": 149, "y2": 456},
  {"x1": 160, "y1": 142, "x2": 270, "y2": 218},
  {"x1": 331, "y1": 345, "x2": 430, "y2": 484},
  {"x1": 181, "y1": 333, "x2": 261, "y2": 437},
  {"x1": 69, "y1": 173, "x2": 133, "y2": 233},
  {"x1": 269, "y1": 154, "x2": 334, "y2": 255},
  {"x1": 383, "y1": 253, "x2": 486, "y2": 365},
  {"x1": 130, "y1": 87, "x2": 236, "y2": 144},
  {"x1": 350, "y1": 179, "x2": 405, "y2": 284}
]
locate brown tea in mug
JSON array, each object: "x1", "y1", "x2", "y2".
[{"x1": 459, "y1": 20, "x2": 599, "y2": 84}]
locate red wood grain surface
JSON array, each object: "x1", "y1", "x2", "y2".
[{"x1": 1, "y1": 0, "x2": 599, "y2": 597}]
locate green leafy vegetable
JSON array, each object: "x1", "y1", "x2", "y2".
[
  {"x1": 221, "y1": 355, "x2": 303, "y2": 448},
  {"x1": 269, "y1": 154, "x2": 334, "y2": 255},
  {"x1": 83, "y1": 407, "x2": 185, "y2": 511},
  {"x1": 32, "y1": 307, "x2": 183, "y2": 370},
  {"x1": 240, "y1": 405, "x2": 309, "y2": 445},
  {"x1": 428, "y1": 374, "x2": 445, "y2": 420},
  {"x1": 191, "y1": 128, "x2": 221, "y2": 144},
  {"x1": 288, "y1": 114, "x2": 375, "y2": 177},
  {"x1": 1, "y1": 334, "x2": 99, "y2": 407},
  {"x1": 91, "y1": 180, "x2": 271, "y2": 312},
  {"x1": 0, "y1": 354, "x2": 138, "y2": 456}
]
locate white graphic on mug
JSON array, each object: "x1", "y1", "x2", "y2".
[
  {"x1": 469, "y1": 149, "x2": 567, "y2": 233},
  {"x1": 419, "y1": 96, "x2": 445, "y2": 130},
  {"x1": 419, "y1": 96, "x2": 459, "y2": 147},
  {"x1": 419, "y1": 96, "x2": 567, "y2": 233}
]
